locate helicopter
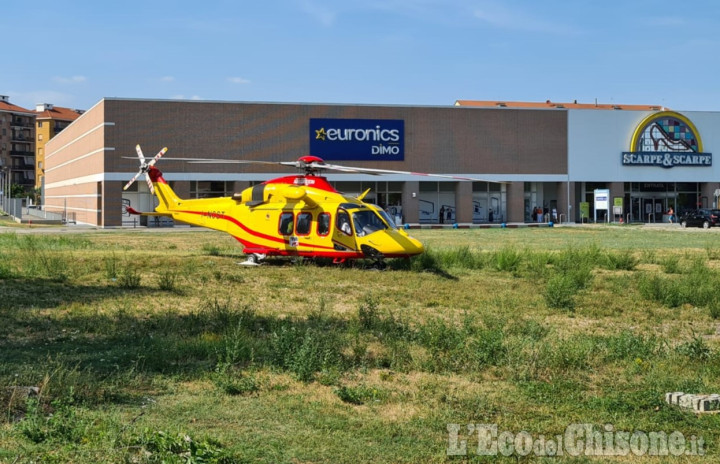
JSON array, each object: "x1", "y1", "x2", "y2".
[{"x1": 123, "y1": 145, "x2": 493, "y2": 266}]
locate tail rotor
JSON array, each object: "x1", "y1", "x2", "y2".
[{"x1": 123, "y1": 145, "x2": 167, "y2": 194}]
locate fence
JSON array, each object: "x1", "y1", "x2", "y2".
[
  {"x1": 1, "y1": 198, "x2": 24, "y2": 220},
  {"x1": 1, "y1": 197, "x2": 72, "y2": 224}
]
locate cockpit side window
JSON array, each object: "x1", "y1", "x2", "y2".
[
  {"x1": 336, "y1": 209, "x2": 352, "y2": 236},
  {"x1": 352, "y1": 210, "x2": 388, "y2": 237},
  {"x1": 318, "y1": 213, "x2": 331, "y2": 236}
]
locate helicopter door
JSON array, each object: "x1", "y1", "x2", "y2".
[{"x1": 332, "y1": 208, "x2": 357, "y2": 252}]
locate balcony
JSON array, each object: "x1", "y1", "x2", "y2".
[
  {"x1": 10, "y1": 121, "x2": 34, "y2": 129},
  {"x1": 11, "y1": 150, "x2": 34, "y2": 157}
]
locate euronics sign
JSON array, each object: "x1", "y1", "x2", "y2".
[{"x1": 310, "y1": 118, "x2": 404, "y2": 161}]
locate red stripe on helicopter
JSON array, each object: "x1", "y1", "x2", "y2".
[{"x1": 177, "y1": 210, "x2": 338, "y2": 251}]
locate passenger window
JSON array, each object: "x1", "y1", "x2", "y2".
[
  {"x1": 296, "y1": 212, "x2": 312, "y2": 235},
  {"x1": 336, "y1": 210, "x2": 352, "y2": 236},
  {"x1": 279, "y1": 212, "x2": 294, "y2": 235},
  {"x1": 317, "y1": 213, "x2": 330, "y2": 236}
]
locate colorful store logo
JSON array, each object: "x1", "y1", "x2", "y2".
[
  {"x1": 622, "y1": 111, "x2": 711, "y2": 168},
  {"x1": 309, "y1": 118, "x2": 404, "y2": 161}
]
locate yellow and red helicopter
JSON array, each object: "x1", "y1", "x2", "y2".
[{"x1": 123, "y1": 145, "x2": 489, "y2": 265}]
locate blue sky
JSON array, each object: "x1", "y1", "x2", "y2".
[{"x1": 3, "y1": 0, "x2": 720, "y2": 112}]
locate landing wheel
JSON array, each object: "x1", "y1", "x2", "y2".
[{"x1": 240, "y1": 253, "x2": 265, "y2": 266}]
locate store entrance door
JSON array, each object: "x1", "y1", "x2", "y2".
[{"x1": 631, "y1": 195, "x2": 670, "y2": 222}]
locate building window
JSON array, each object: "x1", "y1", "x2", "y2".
[
  {"x1": 190, "y1": 181, "x2": 231, "y2": 198},
  {"x1": 38, "y1": 121, "x2": 43, "y2": 127},
  {"x1": 38, "y1": 134, "x2": 43, "y2": 141}
]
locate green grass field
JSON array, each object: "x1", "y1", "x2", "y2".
[{"x1": 1, "y1": 224, "x2": 719, "y2": 463}]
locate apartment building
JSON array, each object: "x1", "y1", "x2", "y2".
[
  {"x1": 0, "y1": 95, "x2": 35, "y2": 195},
  {"x1": 35, "y1": 103, "x2": 84, "y2": 189}
]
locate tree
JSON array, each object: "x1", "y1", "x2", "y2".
[{"x1": 11, "y1": 184, "x2": 25, "y2": 199}]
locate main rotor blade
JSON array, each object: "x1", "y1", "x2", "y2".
[
  {"x1": 312, "y1": 162, "x2": 503, "y2": 182},
  {"x1": 186, "y1": 159, "x2": 300, "y2": 168}
]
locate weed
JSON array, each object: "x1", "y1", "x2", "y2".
[
  {"x1": 157, "y1": 269, "x2": 179, "y2": 291},
  {"x1": 358, "y1": 295, "x2": 380, "y2": 330},
  {"x1": 270, "y1": 324, "x2": 343, "y2": 382},
  {"x1": 524, "y1": 251, "x2": 552, "y2": 278},
  {"x1": 118, "y1": 266, "x2": 141, "y2": 288},
  {"x1": 493, "y1": 246, "x2": 522, "y2": 273},
  {"x1": 709, "y1": 299, "x2": 720, "y2": 319},
  {"x1": 202, "y1": 243, "x2": 221, "y2": 256},
  {"x1": 104, "y1": 252, "x2": 119, "y2": 279},
  {"x1": 508, "y1": 318, "x2": 549, "y2": 341},
  {"x1": 334, "y1": 384, "x2": 387, "y2": 405},
  {"x1": 676, "y1": 334, "x2": 712, "y2": 360},
  {"x1": 601, "y1": 330, "x2": 663, "y2": 362},
  {"x1": 131, "y1": 429, "x2": 233, "y2": 463},
  {"x1": 544, "y1": 274, "x2": 577, "y2": 310},
  {"x1": 539, "y1": 335, "x2": 595, "y2": 370},
  {"x1": 660, "y1": 255, "x2": 681, "y2": 274},
  {"x1": 215, "y1": 371, "x2": 259, "y2": 396},
  {"x1": 17, "y1": 396, "x2": 92, "y2": 444},
  {"x1": 0, "y1": 252, "x2": 15, "y2": 279},
  {"x1": 706, "y1": 244, "x2": 720, "y2": 260},
  {"x1": 604, "y1": 250, "x2": 638, "y2": 270},
  {"x1": 466, "y1": 325, "x2": 507, "y2": 368},
  {"x1": 439, "y1": 245, "x2": 483, "y2": 269},
  {"x1": 640, "y1": 249, "x2": 657, "y2": 264}
]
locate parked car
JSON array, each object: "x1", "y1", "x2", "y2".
[{"x1": 679, "y1": 209, "x2": 720, "y2": 228}]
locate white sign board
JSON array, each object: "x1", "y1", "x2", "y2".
[{"x1": 594, "y1": 189, "x2": 610, "y2": 210}]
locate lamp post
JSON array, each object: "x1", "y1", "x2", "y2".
[{"x1": 0, "y1": 166, "x2": 7, "y2": 211}]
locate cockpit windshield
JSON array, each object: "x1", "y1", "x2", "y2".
[
  {"x1": 371, "y1": 205, "x2": 398, "y2": 230},
  {"x1": 351, "y1": 210, "x2": 389, "y2": 237}
]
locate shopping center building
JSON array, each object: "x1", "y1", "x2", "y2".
[{"x1": 42, "y1": 98, "x2": 720, "y2": 227}]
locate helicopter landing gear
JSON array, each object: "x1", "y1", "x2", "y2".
[{"x1": 239, "y1": 253, "x2": 266, "y2": 266}]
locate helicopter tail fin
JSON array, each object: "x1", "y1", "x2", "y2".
[{"x1": 147, "y1": 165, "x2": 181, "y2": 213}]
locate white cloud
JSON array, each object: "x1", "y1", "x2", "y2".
[
  {"x1": 473, "y1": 1, "x2": 577, "y2": 34},
  {"x1": 170, "y1": 95, "x2": 203, "y2": 101},
  {"x1": 52, "y1": 75, "x2": 87, "y2": 84},
  {"x1": 160, "y1": 76, "x2": 175, "y2": 82},
  {"x1": 299, "y1": 0, "x2": 336, "y2": 26},
  {"x1": 227, "y1": 77, "x2": 251, "y2": 84}
]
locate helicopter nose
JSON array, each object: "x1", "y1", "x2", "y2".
[
  {"x1": 405, "y1": 235, "x2": 424, "y2": 256},
  {"x1": 383, "y1": 230, "x2": 424, "y2": 257}
]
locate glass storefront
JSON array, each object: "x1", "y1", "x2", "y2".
[
  {"x1": 473, "y1": 182, "x2": 506, "y2": 223},
  {"x1": 333, "y1": 181, "x2": 403, "y2": 224},
  {"x1": 625, "y1": 182, "x2": 702, "y2": 223}
]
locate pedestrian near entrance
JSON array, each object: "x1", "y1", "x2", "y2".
[
  {"x1": 439, "y1": 206, "x2": 445, "y2": 224},
  {"x1": 668, "y1": 207, "x2": 675, "y2": 224}
]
